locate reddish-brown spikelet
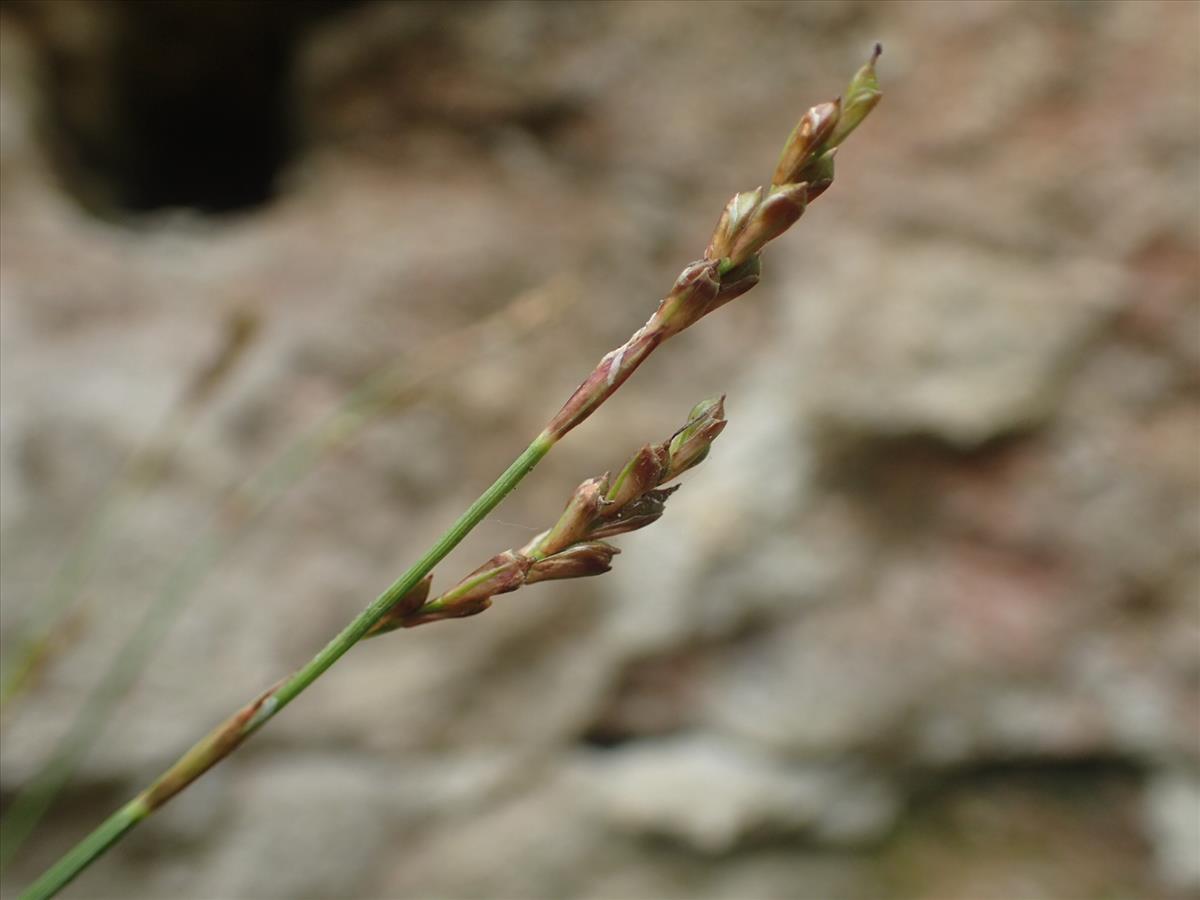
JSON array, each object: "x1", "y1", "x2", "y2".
[{"x1": 525, "y1": 541, "x2": 620, "y2": 584}]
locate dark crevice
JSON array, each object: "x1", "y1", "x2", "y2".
[
  {"x1": 903, "y1": 755, "x2": 1149, "y2": 808},
  {"x1": 21, "y1": 1, "x2": 352, "y2": 216},
  {"x1": 105, "y1": 13, "x2": 295, "y2": 213}
]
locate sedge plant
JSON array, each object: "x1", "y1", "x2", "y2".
[{"x1": 18, "y1": 47, "x2": 882, "y2": 899}]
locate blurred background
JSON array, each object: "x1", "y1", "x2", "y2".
[{"x1": 0, "y1": 1, "x2": 1197, "y2": 898}]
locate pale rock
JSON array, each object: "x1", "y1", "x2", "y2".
[
  {"x1": 1144, "y1": 768, "x2": 1200, "y2": 893},
  {"x1": 571, "y1": 734, "x2": 898, "y2": 852}
]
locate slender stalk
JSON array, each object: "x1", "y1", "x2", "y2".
[{"x1": 18, "y1": 801, "x2": 147, "y2": 900}]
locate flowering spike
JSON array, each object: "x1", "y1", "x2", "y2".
[
  {"x1": 543, "y1": 51, "x2": 880, "y2": 446},
  {"x1": 525, "y1": 541, "x2": 620, "y2": 584},
  {"x1": 606, "y1": 443, "x2": 670, "y2": 514}
]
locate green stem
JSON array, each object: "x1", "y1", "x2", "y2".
[
  {"x1": 19, "y1": 800, "x2": 148, "y2": 900},
  {"x1": 19, "y1": 431, "x2": 555, "y2": 900}
]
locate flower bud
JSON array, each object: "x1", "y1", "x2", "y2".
[
  {"x1": 772, "y1": 100, "x2": 840, "y2": 187},
  {"x1": 704, "y1": 187, "x2": 763, "y2": 263},
  {"x1": 443, "y1": 551, "x2": 530, "y2": 604},
  {"x1": 606, "y1": 443, "x2": 670, "y2": 513},
  {"x1": 823, "y1": 44, "x2": 882, "y2": 151},
  {"x1": 667, "y1": 395, "x2": 727, "y2": 479},
  {"x1": 525, "y1": 541, "x2": 620, "y2": 584},
  {"x1": 588, "y1": 485, "x2": 679, "y2": 539},
  {"x1": 727, "y1": 183, "x2": 808, "y2": 266},
  {"x1": 535, "y1": 476, "x2": 609, "y2": 557}
]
